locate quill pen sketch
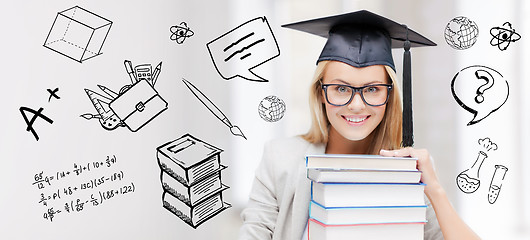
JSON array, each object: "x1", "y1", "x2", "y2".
[{"x1": 182, "y1": 78, "x2": 246, "y2": 140}]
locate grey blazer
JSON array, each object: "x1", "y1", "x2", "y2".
[{"x1": 238, "y1": 136, "x2": 444, "y2": 240}]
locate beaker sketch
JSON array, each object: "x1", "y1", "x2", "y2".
[
  {"x1": 488, "y1": 165, "x2": 508, "y2": 204},
  {"x1": 456, "y1": 151, "x2": 488, "y2": 193}
]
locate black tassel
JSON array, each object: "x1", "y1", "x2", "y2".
[{"x1": 402, "y1": 25, "x2": 414, "y2": 147}]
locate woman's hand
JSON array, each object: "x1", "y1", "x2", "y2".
[
  {"x1": 380, "y1": 147, "x2": 481, "y2": 239},
  {"x1": 379, "y1": 148, "x2": 443, "y2": 201}
]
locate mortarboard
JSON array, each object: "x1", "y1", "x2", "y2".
[{"x1": 282, "y1": 10, "x2": 436, "y2": 147}]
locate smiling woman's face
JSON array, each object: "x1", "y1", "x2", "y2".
[{"x1": 321, "y1": 61, "x2": 388, "y2": 142}]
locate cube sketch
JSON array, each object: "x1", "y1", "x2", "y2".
[{"x1": 43, "y1": 6, "x2": 112, "y2": 63}]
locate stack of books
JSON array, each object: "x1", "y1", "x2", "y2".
[
  {"x1": 306, "y1": 154, "x2": 427, "y2": 240},
  {"x1": 157, "y1": 134, "x2": 230, "y2": 228}
]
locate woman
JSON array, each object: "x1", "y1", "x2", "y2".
[{"x1": 239, "y1": 10, "x2": 480, "y2": 240}]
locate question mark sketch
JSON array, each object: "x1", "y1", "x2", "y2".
[
  {"x1": 474, "y1": 70, "x2": 494, "y2": 103},
  {"x1": 451, "y1": 65, "x2": 509, "y2": 125}
]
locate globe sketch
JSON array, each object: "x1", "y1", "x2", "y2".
[
  {"x1": 444, "y1": 16, "x2": 479, "y2": 50},
  {"x1": 258, "y1": 96, "x2": 286, "y2": 122}
]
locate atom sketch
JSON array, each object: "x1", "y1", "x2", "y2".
[
  {"x1": 170, "y1": 22, "x2": 194, "y2": 44},
  {"x1": 490, "y1": 22, "x2": 521, "y2": 51}
]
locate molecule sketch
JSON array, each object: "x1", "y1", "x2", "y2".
[
  {"x1": 490, "y1": 22, "x2": 521, "y2": 51},
  {"x1": 170, "y1": 22, "x2": 194, "y2": 44}
]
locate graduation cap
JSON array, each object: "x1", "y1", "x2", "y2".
[{"x1": 282, "y1": 10, "x2": 436, "y2": 147}]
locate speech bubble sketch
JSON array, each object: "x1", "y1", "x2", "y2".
[
  {"x1": 207, "y1": 16, "x2": 280, "y2": 82},
  {"x1": 451, "y1": 65, "x2": 509, "y2": 126}
]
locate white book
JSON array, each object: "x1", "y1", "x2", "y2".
[
  {"x1": 306, "y1": 154, "x2": 417, "y2": 171},
  {"x1": 308, "y1": 218, "x2": 425, "y2": 240},
  {"x1": 311, "y1": 181, "x2": 425, "y2": 207},
  {"x1": 307, "y1": 168, "x2": 421, "y2": 183},
  {"x1": 309, "y1": 201, "x2": 427, "y2": 225}
]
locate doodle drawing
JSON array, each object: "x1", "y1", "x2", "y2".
[
  {"x1": 444, "y1": 16, "x2": 479, "y2": 50},
  {"x1": 43, "y1": 6, "x2": 112, "y2": 63},
  {"x1": 182, "y1": 78, "x2": 246, "y2": 139},
  {"x1": 456, "y1": 137, "x2": 498, "y2": 194},
  {"x1": 47, "y1": 88, "x2": 60, "y2": 102},
  {"x1": 490, "y1": 22, "x2": 521, "y2": 51},
  {"x1": 82, "y1": 88, "x2": 125, "y2": 131},
  {"x1": 451, "y1": 65, "x2": 509, "y2": 126},
  {"x1": 170, "y1": 22, "x2": 194, "y2": 44},
  {"x1": 258, "y1": 95, "x2": 286, "y2": 122},
  {"x1": 207, "y1": 16, "x2": 280, "y2": 82},
  {"x1": 157, "y1": 134, "x2": 230, "y2": 228},
  {"x1": 20, "y1": 107, "x2": 54, "y2": 141},
  {"x1": 488, "y1": 165, "x2": 508, "y2": 204},
  {"x1": 82, "y1": 60, "x2": 167, "y2": 132}
]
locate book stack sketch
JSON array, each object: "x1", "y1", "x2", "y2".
[
  {"x1": 305, "y1": 154, "x2": 427, "y2": 240},
  {"x1": 157, "y1": 134, "x2": 230, "y2": 228}
]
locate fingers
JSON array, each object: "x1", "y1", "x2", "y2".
[{"x1": 380, "y1": 147, "x2": 414, "y2": 157}]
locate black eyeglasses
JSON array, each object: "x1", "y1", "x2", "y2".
[{"x1": 321, "y1": 82, "x2": 393, "y2": 106}]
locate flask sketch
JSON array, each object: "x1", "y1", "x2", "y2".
[{"x1": 456, "y1": 151, "x2": 487, "y2": 193}]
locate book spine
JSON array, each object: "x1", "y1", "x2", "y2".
[
  {"x1": 157, "y1": 150, "x2": 191, "y2": 185},
  {"x1": 188, "y1": 154, "x2": 221, "y2": 185},
  {"x1": 162, "y1": 190, "x2": 224, "y2": 228},
  {"x1": 311, "y1": 182, "x2": 426, "y2": 207},
  {"x1": 161, "y1": 170, "x2": 223, "y2": 206}
]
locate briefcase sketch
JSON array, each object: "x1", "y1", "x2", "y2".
[{"x1": 110, "y1": 80, "x2": 167, "y2": 132}]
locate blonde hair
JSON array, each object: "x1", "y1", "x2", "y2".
[{"x1": 301, "y1": 61, "x2": 403, "y2": 154}]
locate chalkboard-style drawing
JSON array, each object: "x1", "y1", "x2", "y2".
[
  {"x1": 258, "y1": 95, "x2": 286, "y2": 122},
  {"x1": 170, "y1": 22, "x2": 194, "y2": 44},
  {"x1": 490, "y1": 22, "x2": 521, "y2": 51},
  {"x1": 82, "y1": 88, "x2": 124, "y2": 131},
  {"x1": 456, "y1": 137, "x2": 498, "y2": 194},
  {"x1": 451, "y1": 65, "x2": 509, "y2": 126},
  {"x1": 82, "y1": 60, "x2": 167, "y2": 132},
  {"x1": 43, "y1": 6, "x2": 112, "y2": 63},
  {"x1": 444, "y1": 16, "x2": 479, "y2": 50},
  {"x1": 157, "y1": 134, "x2": 231, "y2": 228},
  {"x1": 488, "y1": 165, "x2": 508, "y2": 204},
  {"x1": 182, "y1": 78, "x2": 246, "y2": 139},
  {"x1": 207, "y1": 16, "x2": 280, "y2": 82},
  {"x1": 20, "y1": 107, "x2": 54, "y2": 141}
]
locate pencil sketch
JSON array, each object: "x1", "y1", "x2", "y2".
[
  {"x1": 258, "y1": 95, "x2": 286, "y2": 122},
  {"x1": 157, "y1": 134, "x2": 231, "y2": 228},
  {"x1": 170, "y1": 22, "x2": 194, "y2": 44},
  {"x1": 20, "y1": 106, "x2": 54, "y2": 141},
  {"x1": 488, "y1": 165, "x2": 508, "y2": 204},
  {"x1": 490, "y1": 22, "x2": 521, "y2": 51},
  {"x1": 207, "y1": 16, "x2": 280, "y2": 82},
  {"x1": 456, "y1": 137, "x2": 498, "y2": 194},
  {"x1": 81, "y1": 60, "x2": 167, "y2": 132},
  {"x1": 43, "y1": 6, "x2": 112, "y2": 63},
  {"x1": 182, "y1": 78, "x2": 246, "y2": 139},
  {"x1": 451, "y1": 65, "x2": 509, "y2": 126},
  {"x1": 444, "y1": 16, "x2": 479, "y2": 50}
]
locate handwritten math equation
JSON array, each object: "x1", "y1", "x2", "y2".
[{"x1": 32, "y1": 155, "x2": 136, "y2": 222}]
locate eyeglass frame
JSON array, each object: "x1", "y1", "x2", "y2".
[{"x1": 320, "y1": 81, "x2": 393, "y2": 107}]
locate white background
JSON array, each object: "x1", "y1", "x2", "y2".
[{"x1": 1, "y1": 0, "x2": 529, "y2": 239}]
